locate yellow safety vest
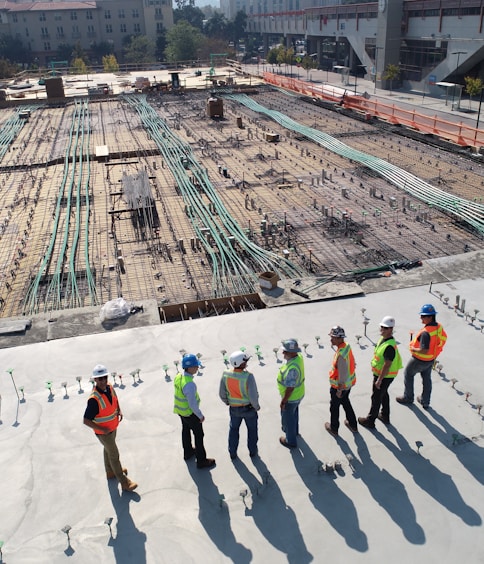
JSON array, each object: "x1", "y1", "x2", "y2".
[
  {"x1": 173, "y1": 372, "x2": 199, "y2": 416},
  {"x1": 371, "y1": 337, "x2": 403, "y2": 378},
  {"x1": 277, "y1": 354, "x2": 305, "y2": 401}
]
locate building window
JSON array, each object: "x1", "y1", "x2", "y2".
[
  {"x1": 25, "y1": 28, "x2": 29, "y2": 37},
  {"x1": 86, "y1": 10, "x2": 93, "y2": 20},
  {"x1": 12, "y1": 14, "x2": 18, "y2": 23},
  {"x1": 44, "y1": 42, "x2": 51, "y2": 50},
  {"x1": 71, "y1": 11, "x2": 77, "y2": 20},
  {"x1": 87, "y1": 24, "x2": 95, "y2": 34},
  {"x1": 39, "y1": 12, "x2": 46, "y2": 22},
  {"x1": 120, "y1": 23, "x2": 127, "y2": 33},
  {"x1": 134, "y1": 23, "x2": 141, "y2": 33},
  {"x1": 155, "y1": 8, "x2": 162, "y2": 18},
  {"x1": 41, "y1": 27, "x2": 49, "y2": 37},
  {"x1": 156, "y1": 22, "x2": 164, "y2": 32},
  {"x1": 132, "y1": 9, "x2": 139, "y2": 18},
  {"x1": 105, "y1": 10, "x2": 111, "y2": 19},
  {"x1": 72, "y1": 25, "x2": 80, "y2": 37},
  {"x1": 57, "y1": 26, "x2": 64, "y2": 37},
  {"x1": 119, "y1": 9, "x2": 125, "y2": 18},
  {"x1": 106, "y1": 24, "x2": 113, "y2": 33}
]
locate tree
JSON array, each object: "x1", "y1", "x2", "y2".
[
  {"x1": 71, "y1": 57, "x2": 87, "y2": 74},
  {"x1": 0, "y1": 34, "x2": 28, "y2": 64},
  {"x1": 0, "y1": 58, "x2": 15, "y2": 79},
  {"x1": 382, "y1": 63, "x2": 400, "y2": 95},
  {"x1": 173, "y1": 5, "x2": 205, "y2": 31},
  {"x1": 302, "y1": 55, "x2": 318, "y2": 78},
  {"x1": 123, "y1": 35, "x2": 156, "y2": 64},
  {"x1": 204, "y1": 13, "x2": 228, "y2": 39},
  {"x1": 156, "y1": 30, "x2": 167, "y2": 61},
  {"x1": 90, "y1": 41, "x2": 114, "y2": 63},
  {"x1": 464, "y1": 76, "x2": 483, "y2": 110},
  {"x1": 56, "y1": 43, "x2": 74, "y2": 62},
  {"x1": 165, "y1": 21, "x2": 203, "y2": 63},
  {"x1": 232, "y1": 11, "x2": 247, "y2": 44},
  {"x1": 103, "y1": 54, "x2": 119, "y2": 72}
]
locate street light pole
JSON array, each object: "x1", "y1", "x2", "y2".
[{"x1": 450, "y1": 50, "x2": 467, "y2": 111}]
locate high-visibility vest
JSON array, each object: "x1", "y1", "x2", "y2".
[
  {"x1": 371, "y1": 337, "x2": 403, "y2": 378},
  {"x1": 277, "y1": 353, "x2": 305, "y2": 401},
  {"x1": 222, "y1": 370, "x2": 250, "y2": 406},
  {"x1": 173, "y1": 372, "x2": 200, "y2": 416},
  {"x1": 411, "y1": 323, "x2": 447, "y2": 361},
  {"x1": 90, "y1": 385, "x2": 120, "y2": 434},
  {"x1": 329, "y1": 343, "x2": 356, "y2": 389}
]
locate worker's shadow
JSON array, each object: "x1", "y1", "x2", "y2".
[
  {"x1": 291, "y1": 437, "x2": 368, "y2": 552},
  {"x1": 187, "y1": 464, "x2": 252, "y2": 564},
  {"x1": 107, "y1": 481, "x2": 147, "y2": 564},
  {"x1": 419, "y1": 407, "x2": 484, "y2": 486},
  {"x1": 381, "y1": 424, "x2": 481, "y2": 526},
  {"x1": 234, "y1": 456, "x2": 313, "y2": 564},
  {"x1": 353, "y1": 434, "x2": 425, "y2": 544}
]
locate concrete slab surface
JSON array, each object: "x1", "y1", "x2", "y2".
[{"x1": 0, "y1": 274, "x2": 483, "y2": 563}]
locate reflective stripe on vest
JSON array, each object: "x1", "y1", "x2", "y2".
[
  {"x1": 90, "y1": 386, "x2": 119, "y2": 434},
  {"x1": 371, "y1": 337, "x2": 403, "y2": 378},
  {"x1": 329, "y1": 343, "x2": 356, "y2": 389},
  {"x1": 277, "y1": 353, "x2": 305, "y2": 401},
  {"x1": 223, "y1": 370, "x2": 250, "y2": 406},
  {"x1": 411, "y1": 323, "x2": 447, "y2": 361},
  {"x1": 173, "y1": 372, "x2": 200, "y2": 416}
]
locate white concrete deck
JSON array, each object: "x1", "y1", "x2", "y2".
[{"x1": 1, "y1": 276, "x2": 483, "y2": 563}]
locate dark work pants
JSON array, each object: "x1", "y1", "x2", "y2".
[
  {"x1": 180, "y1": 413, "x2": 207, "y2": 464},
  {"x1": 367, "y1": 375, "x2": 394, "y2": 422},
  {"x1": 330, "y1": 387, "x2": 357, "y2": 432}
]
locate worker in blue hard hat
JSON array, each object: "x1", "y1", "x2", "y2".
[
  {"x1": 397, "y1": 304, "x2": 447, "y2": 409},
  {"x1": 173, "y1": 353, "x2": 215, "y2": 469}
]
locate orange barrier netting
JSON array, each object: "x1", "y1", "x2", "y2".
[{"x1": 263, "y1": 72, "x2": 484, "y2": 150}]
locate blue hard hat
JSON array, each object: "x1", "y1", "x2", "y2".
[
  {"x1": 419, "y1": 304, "x2": 437, "y2": 316},
  {"x1": 181, "y1": 353, "x2": 201, "y2": 369}
]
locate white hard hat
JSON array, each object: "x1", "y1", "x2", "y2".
[
  {"x1": 229, "y1": 350, "x2": 251, "y2": 368},
  {"x1": 92, "y1": 364, "x2": 109, "y2": 378},
  {"x1": 380, "y1": 316, "x2": 395, "y2": 328}
]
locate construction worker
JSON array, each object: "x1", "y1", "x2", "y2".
[
  {"x1": 83, "y1": 364, "x2": 138, "y2": 492},
  {"x1": 325, "y1": 326, "x2": 358, "y2": 436},
  {"x1": 397, "y1": 304, "x2": 447, "y2": 409},
  {"x1": 173, "y1": 353, "x2": 215, "y2": 469},
  {"x1": 358, "y1": 316, "x2": 403, "y2": 428},
  {"x1": 219, "y1": 350, "x2": 260, "y2": 460},
  {"x1": 277, "y1": 338, "x2": 305, "y2": 448}
]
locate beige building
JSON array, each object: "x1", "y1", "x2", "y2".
[{"x1": 0, "y1": 0, "x2": 173, "y2": 65}]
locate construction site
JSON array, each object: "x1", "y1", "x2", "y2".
[{"x1": 1, "y1": 69, "x2": 484, "y2": 322}]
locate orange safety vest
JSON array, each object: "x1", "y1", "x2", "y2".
[
  {"x1": 90, "y1": 385, "x2": 120, "y2": 434},
  {"x1": 329, "y1": 343, "x2": 356, "y2": 389},
  {"x1": 222, "y1": 370, "x2": 250, "y2": 406},
  {"x1": 410, "y1": 323, "x2": 447, "y2": 361}
]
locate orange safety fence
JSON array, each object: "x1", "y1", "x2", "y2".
[{"x1": 263, "y1": 72, "x2": 484, "y2": 150}]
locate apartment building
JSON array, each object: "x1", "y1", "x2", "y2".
[{"x1": 0, "y1": 0, "x2": 173, "y2": 65}]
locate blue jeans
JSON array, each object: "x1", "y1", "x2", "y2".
[
  {"x1": 281, "y1": 401, "x2": 300, "y2": 446},
  {"x1": 228, "y1": 406, "x2": 258, "y2": 456},
  {"x1": 403, "y1": 357, "x2": 434, "y2": 405}
]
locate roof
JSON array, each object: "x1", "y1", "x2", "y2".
[{"x1": 4, "y1": 1, "x2": 96, "y2": 12}]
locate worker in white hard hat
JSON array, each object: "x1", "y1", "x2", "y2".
[
  {"x1": 219, "y1": 350, "x2": 260, "y2": 460},
  {"x1": 83, "y1": 364, "x2": 138, "y2": 492},
  {"x1": 358, "y1": 316, "x2": 403, "y2": 429}
]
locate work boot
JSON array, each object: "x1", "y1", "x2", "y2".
[
  {"x1": 377, "y1": 413, "x2": 390, "y2": 425},
  {"x1": 324, "y1": 422, "x2": 338, "y2": 437},
  {"x1": 106, "y1": 468, "x2": 127, "y2": 480},
  {"x1": 358, "y1": 417, "x2": 376, "y2": 429},
  {"x1": 344, "y1": 419, "x2": 358, "y2": 433},
  {"x1": 121, "y1": 478, "x2": 138, "y2": 492},
  {"x1": 197, "y1": 458, "x2": 216, "y2": 469},
  {"x1": 396, "y1": 396, "x2": 413, "y2": 405}
]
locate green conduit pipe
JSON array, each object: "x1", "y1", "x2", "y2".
[
  {"x1": 123, "y1": 94, "x2": 305, "y2": 298},
  {"x1": 225, "y1": 93, "x2": 484, "y2": 237}
]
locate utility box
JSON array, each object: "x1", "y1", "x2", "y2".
[
  {"x1": 207, "y1": 95, "x2": 224, "y2": 118},
  {"x1": 258, "y1": 271, "x2": 279, "y2": 290},
  {"x1": 265, "y1": 133, "x2": 279, "y2": 142}
]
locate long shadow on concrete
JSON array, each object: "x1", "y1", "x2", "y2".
[
  {"x1": 352, "y1": 433, "x2": 426, "y2": 544},
  {"x1": 187, "y1": 463, "x2": 252, "y2": 563},
  {"x1": 379, "y1": 422, "x2": 481, "y2": 526},
  {"x1": 234, "y1": 456, "x2": 314, "y2": 564},
  {"x1": 107, "y1": 481, "x2": 147, "y2": 563},
  {"x1": 291, "y1": 437, "x2": 368, "y2": 553}
]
